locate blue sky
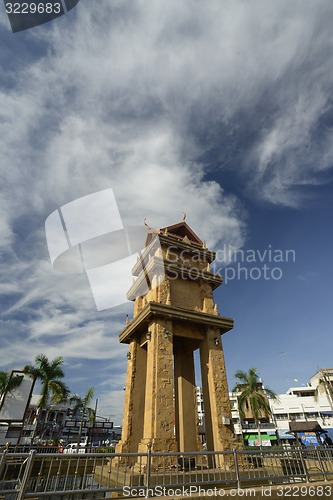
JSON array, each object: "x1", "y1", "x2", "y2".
[{"x1": 1, "y1": 0, "x2": 333, "y2": 424}]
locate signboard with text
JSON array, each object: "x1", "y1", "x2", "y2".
[
  {"x1": 299, "y1": 432, "x2": 320, "y2": 446},
  {"x1": 65, "y1": 420, "x2": 113, "y2": 429}
]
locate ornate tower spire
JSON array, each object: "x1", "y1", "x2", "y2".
[{"x1": 116, "y1": 220, "x2": 237, "y2": 459}]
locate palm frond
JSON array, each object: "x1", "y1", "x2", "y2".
[
  {"x1": 265, "y1": 388, "x2": 279, "y2": 401},
  {"x1": 69, "y1": 388, "x2": 94, "y2": 413},
  {"x1": 50, "y1": 381, "x2": 70, "y2": 404},
  {"x1": 87, "y1": 407, "x2": 95, "y2": 422},
  {"x1": 23, "y1": 365, "x2": 40, "y2": 380},
  {"x1": 0, "y1": 371, "x2": 24, "y2": 400}
]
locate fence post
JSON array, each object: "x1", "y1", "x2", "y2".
[
  {"x1": 232, "y1": 448, "x2": 241, "y2": 489},
  {"x1": 316, "y1": 448, "x2": 327, "y2": 481},
  {"x1": 145, "y1": 443, "x2": 152, "y2": 499},
  {"x1": 297, "y1": 447, "x2": 309, "y2": 483},
  {"x1": 16, "y1": 449, "x2": 36, "y2": 500},
  {"x1": 0, "y1": 450, "x2": 8, "y2": 480}
]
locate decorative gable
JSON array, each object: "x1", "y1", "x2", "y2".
[{"x1": 159, "y1": 221, "x2": 203, "y2": 246}]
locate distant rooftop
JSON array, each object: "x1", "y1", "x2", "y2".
[
  {"x1": 286, "y1": 386, "x2": 315, "y2": 396},
  {"x1": 310, "y1": 368, "x2": 333, "y2": 380}
]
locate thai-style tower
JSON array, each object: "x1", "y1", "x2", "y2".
[{"x1": 116, "y1": 221, "x2": 236, "y2": 455}]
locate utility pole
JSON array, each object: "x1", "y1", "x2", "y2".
[{"x1": 89, "y1": 398, "x2": 98, "y2": 448}]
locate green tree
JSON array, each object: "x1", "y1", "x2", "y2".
[
  {"x1": 69, "y1": 387, "x2": 95, "y2": 450},
  {"x1": 23, "y1": 354, "x2": 69, "y2": 440},
  {"x1": 233, "y1": 367, "x2": 278, "y2": 447},
  {"x1": 0, "y1": 371, "x2": 24, "y2": 403}
]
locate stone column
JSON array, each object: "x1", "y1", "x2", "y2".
[
  {"x1": 116, "y1": 339, "x2": 147, "y2": 454},
  {"x1": 174, "y1": 342, "x2": 199, "y2": 452},
  {"x1": 138, "y1": 322, "x2": 177, "y2": 453},
  {"x1": 200, "y1": 328, "x2": 236, "y2": 454}
]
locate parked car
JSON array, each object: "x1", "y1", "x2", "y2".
[{"x1": 63, "y1": 443, "x2": 87, "y2": 454}]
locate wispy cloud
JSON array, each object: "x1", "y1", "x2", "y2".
[{"x1": 1, "y1": 0, "x2": 333, "y2": 411}]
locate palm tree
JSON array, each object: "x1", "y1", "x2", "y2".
[
  {"x1": 69, "y1": 387, "x2": 95, "y2": 450},
  {"x1": 233, "y1": 367, "x2": 278, "y2": 447},
  {"x1": 23, "y1": 354, "x2": 69, "y2": 440},
  {"x1": 0, "y1": 371, "x2": 24, "y2": 404},
  {"x1": 314, "y1": 371, "x2": 333, "y2": 413}
]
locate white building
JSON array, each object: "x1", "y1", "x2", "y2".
[
  {"x1": 0, "y1": 395, "x2": 115, "y2": 447},
  {"x1": 197, "y1": 368, "x2": 333, "y2": 447},
  {"x1": 269, "y1": 385, "x2": 333, "y2": 444},
  {"x1": 0, "y1": 395, "x2": 68, "y2": 446},
  {"x1": 196, "y1": 386, "x2": 205, "y2": 426}
]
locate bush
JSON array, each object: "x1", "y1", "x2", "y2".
[{"x1": 93, "y1": 446, "x2": 115, "y2": 453}]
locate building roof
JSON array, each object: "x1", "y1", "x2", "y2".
[
  {"x1": 286, "y1": 386, "x2": 314, "y2": 392},
  {"x1": 289, "y1": 421, "x2": 324, "y2": 434},
  {"x1": 145, "y1": 220, "x2": 203, "y2": 247},
  {"x1": 286, "y1": 387, "x2": 315, "y2": 396}
]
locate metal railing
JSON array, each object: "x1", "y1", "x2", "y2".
[
  {"x1": 1, "y1": 445, "x2": 112, "y2": 455},
  {"x1": 241, "y1": 423, "x2": 275, "y2": 430},
  {"x1": 0, "y1": 446, "x2": 333, "y2": 499}
]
